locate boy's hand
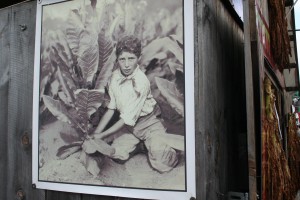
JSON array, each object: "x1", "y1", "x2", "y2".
[
  {"x1": 94, "y1": 133, "x2": 105, "y2": 140},
  {"x1": 86, "y1": 134, "x2": 95, "y2": 140}
]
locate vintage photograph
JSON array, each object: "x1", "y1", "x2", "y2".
[{"x1": 33, "y1": 0, "x2": 194, "y2": 198}]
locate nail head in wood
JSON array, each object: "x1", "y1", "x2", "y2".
[
  {"x1": 19, "y1": 24, "x2": 27, "y2": 31},
  {"x1": 190, "y1": 197, "x2": 196, "y2": 200},
  {"x1": 32, "y1": 184, "x2": 36, "y2": 189},
  {"x1": 21, "y1": 132, "x2": 30, "y2": 147},
  {"x1": 16, "y1": 189, "x2": 25, "y2": 200}
]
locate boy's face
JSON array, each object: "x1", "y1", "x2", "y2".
[{"x1": 117, "y1": 51, "x2": 138, "y2": 76}]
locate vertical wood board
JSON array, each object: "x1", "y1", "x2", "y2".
[
  {"x1": 243, "y1": 0, "x2": 258, "y2": 199},
  {"x1": 6, "y1": 1, "x2": 45, "y2": 200},
  {"x1": 0, "y1": 6, "x2": 11, "y2": 200},
  {"x1": 0, "y1": 0, "x2": 248, "y2": 199},
  {"x1": 196, "y1": 0, "x2": 246, "y2": 199}
]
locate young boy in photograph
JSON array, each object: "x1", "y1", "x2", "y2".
[{"x1": 91, "y1": 35, "x2": 184, "y2": 173}]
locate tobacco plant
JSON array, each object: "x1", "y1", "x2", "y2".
[{"x1": 40, "y1": 0, "x2": 184, "y2": 176}]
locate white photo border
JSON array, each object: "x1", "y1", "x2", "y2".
[{"x1": 32, "y1": 0, "x2": 195, "y2": 199}]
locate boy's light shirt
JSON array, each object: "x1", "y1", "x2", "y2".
[{"x1": 107, "y1": 66, "x2": 156, "y2": 126}]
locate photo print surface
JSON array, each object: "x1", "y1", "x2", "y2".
[{"x1": 32, "y1": 0, "x2": 195, "y2": 199}]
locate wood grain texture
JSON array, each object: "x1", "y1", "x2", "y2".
[
  {"x1": 0, "y1": 0, "x2": 249, "y2": 199},
  {"x1": 82, "y1": 194, "x2": 119, "y2": 200},
  {"x1": 196, "y1": 0, "x2": 247, "y2": 199},
  {"x1": 0, "y1": 6, "x2": 10, "y2": 200},
  {"x1": 6, "y1": 1, "x2": 45, "y2": 200},
  {"x1": 46, "y1": 191, "x2": 81, "y2": 200},
  {"x1": 243, "y1": 0, "x2": 258, "y2": 199}
]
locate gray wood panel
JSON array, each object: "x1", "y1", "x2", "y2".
[
  {"x1": 0, "y1": 6, "x2": 10, "y2": 200},
  {"x1": 196, "y1": 0, "x2": 247, "y2": 199},
  {"x1": 6, "y1": 1, "x2": 45, "y2": 200},
  {"x1": 46, "y1": 191, "x2": 81, "y2": 200},
  {"x1": 243, "y1": 0, "x2": 258, "y2": 199},
  {"x1": 82, "y1": 194, "x2": 118, "y2": 200},
  {"x1": 0, "y1": 0, "x2": 248, "y2": 200}
]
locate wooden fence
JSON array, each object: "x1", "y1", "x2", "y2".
[{"x1": 0, "y1": 1, "x2": 248, "y2": 199}]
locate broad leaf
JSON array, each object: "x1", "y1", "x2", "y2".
[
  {"x1": 40, "y1": 44, "x2": 56, "y2": 99},
  {"x1": 49, "y1": 30, "x2": 74, "y2": 69},
  {"x1": 53, "y1": 48, "x2": 78, "y2": 91},
  {"x1": 169, "y1": 34, "x2": 183, "y2": 49},
  {"x1": 60, "y1": 132, "x2": 82, "y2": 144},
  {"x1": 97, "y1": 32, "x2": 114, "y2": 73},
  {"x1": 94, "y1": 49, "x2": 116, "y2": 91},
  {"x1": 155, "y1": 77, "x2": 184, "y2": 117},
  {"x1": 167, "y1": 61, "x2": 183, "y2": 75},
  {"x1": 124, "y1": 1, "x2": 135, "y2": 35},
  {"x1": 43, "y1": 95, "x2": 86, "y2": 133},
  {"x1": 43, "y1": 30, "x2": 78, "y2": 94},
  {"x1": 42, "y1": 95, "x2": 72, "y2": 124},
  {"x1": 39, "y1": 75, "x2": 50, "y2": 100},
  {"x1": 57, "y1": 67, "x2": 75, "y2": 106},
  {"x1": 78, "y1": 31, "x2": 99, "y2": 84},
  {"x1": 74, "y1": 89, "x2": 104, "y2": 132},
  {"x1": 82, "y1": 138, "x2": 115, "y2": 156},
  {"x1": 56, "y1": 142, "x2": 81, "y2": 159},
  {"x1": 66, "y1": 10, "x2": 85, "y2": 56},
  {"x1": 80, "y1": 151, "x2": 104, "y2": 176},
  {"x1": 140, "y1": 37, "x2": 183, "y2": 67},
  {"x1": 74, "y1": 89, "x2": 104, "y2": 117}
]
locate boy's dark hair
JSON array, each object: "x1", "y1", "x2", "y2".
[{"x1": 116, "y1": 35, "x2": 141, "y2": 58}]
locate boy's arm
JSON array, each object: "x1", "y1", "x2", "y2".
[
  {"x1": 94, "y1": 118, "x2": 125, "y2": 139},
  {"x1": 92, "y1": 109, "x2": 115, "y2": 136}
]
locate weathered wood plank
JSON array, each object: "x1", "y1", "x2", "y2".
[
  {"x1": 196, "y1": 0, "x2": 247, "y2": 199},
  {"x1": 82, "y1": 194, "x2": 116, "y2": 200},
  {"x1": 196, "y1": 0, "x2": 227, "y2": 199},
  {"x1": 46, "y1": 191, "x2": 81, "y2": 200},
  {"x1": 243, "y1": 0, "x2": 258, "y2": 199},
  {"x1": 0, "y1": 6, "x2": 11, "y2": 200},
  {"x1": 0, "y1": 0, "x2": 249, "y2": 200},
  {"x1": 6, "y1": 1, "x2": 45, "y2": 200}
]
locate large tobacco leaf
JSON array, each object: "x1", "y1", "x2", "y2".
[
  {"x1": 49, "y1": 31, "x2": 74, "y2": 69},
  {"x1": 77, "y1": 31, "x2": 99, "y2": 85},
  {"x1": 60, "y1": 131, "x2": 82, "y2": 144},
  {"x1": 66, "y1": 10, "x2": 85, "y2": 57},
  {"x1": 94, "y1": 49, "x2": 116, "y2": 91},
  {"x1": 262, "y1": 78, "x2": 294, "y2": 200},
  {"x1": 97, "y1": 32, "x2": 114, "y2": 74},
  {"x1": 93, "y1": 31, "x2": 114, "y2": 91},
  {"x1": 74, "y1": 89, "x2": 104, "y2": 132},
  {"x1": 40, "y1": 31, "x2": 72, "y2": 98},
  {"x1": 82, "y1": 138, "x2": 115, "y2": 156},
  {"x1": 56, "y1": 142, "x2": 82, "y2": 160},
  {"x1": 80, "y1": 151, "x2": 105, "y2": 176},
  {"x1": 140, "y1": 36, "x2": 183, "y2": 68},
  {"x1": 42, "y1": 95, "x2": 72, "y2": 124},
  {"x1": 66, "y1": 8, "x2": 100, "y2": 86},
  {"x1": 57, "y1": 67, "x2": 75, "y2": 107},
  {"x1": 167, "y1": 60, "x2": 183, "y2": 75},
  {"x1": 43, "y1": 95, "x2": 85, "y2": 133},
  {"x1": 155, "y1": 77, "x2": 184, "y2": 117}
]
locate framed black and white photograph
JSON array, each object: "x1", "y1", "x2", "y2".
[{"x1": 32, "y1": 0, "x2": 195, "y2": 199}]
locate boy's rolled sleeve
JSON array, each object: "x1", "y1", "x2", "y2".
[{"x1": 107, "y1": 86, "x2": 116, "y2": 110}]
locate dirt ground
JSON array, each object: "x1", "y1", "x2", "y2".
[{"x1": 38, "y1": 120, "x2": 186, "y2": 190}]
